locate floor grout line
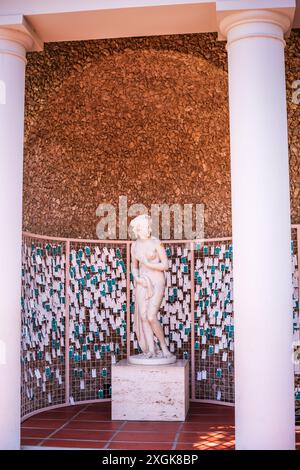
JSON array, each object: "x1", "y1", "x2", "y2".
[
  {"x1": 171, "y1": 421, "x2": 185, "y2": 451},
  {"x1": 42, "y1": 437, "x2": 177, "y2": 444},
  {"x1": 23, "y1": 417, "x2": 109, "y2": 422},
  {"x1": 23, "y1": 426, "x2": 225, "y2": 433},
  {"x1": 102, "y1": 421, "x2": 128, "y2": 449},
  {"x1": 23, "y1": 437, "x2": 109, "y2": 443},
  {"x1": 22, "y1": 434, "x2": 235, "y2": 444},
  {"x1": 23, "y1": 413, "x2": 232, "y2": 423},
  {"x1": 21, "y1": 446, "x2": 104, "y2": 451},
  {"x1": 37, "y1": 405, "x2": 90, "y2": 446},
  {"x1": 22, "y1": 436, "x2": 197, "y2": 442}
]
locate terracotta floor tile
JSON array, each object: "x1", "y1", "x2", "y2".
[
  {"x1": 189, "y1": 406, "x2": 234, "y2": 416},
  {"x1": 23, "y1": 415, "x2": 67, "y2": 424},
  {"x1": 112, "y1": 431, "x2": 175, "y2": 443},
  {"x1": 21, "y1": 428, "x2": 54, "y2": 439},
  {"x1": 109, "y1": 442, "x2": 173, "y2": 450},
  {"x1": 21, "y1": 438, "x2": 44, "y2": 446},
  {"x1": 41, "y1": 439, "x2": 108, "y2": 449},
  {"x1": 122, "y1": 421, "x2": 180, "y2": 432},
  {"x1": 19, "y1": 402, "x2": 297, "y2": 451},
  {"x1": 188, "y1": 420, "x2": 235, "y2": 427},
  {"x1": 181, "y1": 422, "x2": 234, "y2": 432},
  {"x1": 178, "y1": 430, "x2": 235, "y2": 446},
  {"x1": 35, "y1": 411, "x2": 79, "y2": 420},
  {"x1": 186, "y1": 415, "x2": 234, "y2": 424},
  {"x1": 50, "y1": 429, "x2": 114, "y2": 441},
  {"x1": 175, "y1": 443, "x2": 201, "y2": 450},
  {"x1": 189, "y1": 408, "x2": 234, "y2": 416},
  {"x1": 189, "y1": 405, "x2": 222, "y2": 411},
  {"x1": 196, "y1": 442, "x2": 227, "y2": 450},
  {"x1": 86, "y1": 403, "x2": 111, "y2": 411},
  {"x1": 74, "y1": 412, "x2": 111, "y2": 421},
  {"x1": 186, "y1": 414, "x2": 234, "y2": 421},
  {"x1": 22, "y1": 419, "x2": 68, "y2": 429},
  {"x1": 56, "y1": 405, "x2": 86, "y2": 412},
  {"x1": 296, "y1": 429, "x2": 300, "y2": 449},
  {"x1": 188, "y1": 409, "x2": 234, "y2": 416},
  {"x1": 220, "y1": 442, "x2": 235, "y2": 449},
  {"x1": 65, "y1": 420, "x2": 122, "y2": 431},
  {"x1": 177, "y1": 432, "x2": 209, "y2": 443}
]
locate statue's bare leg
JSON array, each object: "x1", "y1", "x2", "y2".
[
  {"x1": 147, "y1": 310, "x2": 172, "y2": 357},
  {"x1": 136, "y1": 285, "x2": 156, "y2": 357},
  {"x1": 141, "y1": 318, "x2": 155, "y2": 356}
]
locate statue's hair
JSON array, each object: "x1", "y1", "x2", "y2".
[{"x1": 129, "y1": 214, "x2": 151, "y2": 238}]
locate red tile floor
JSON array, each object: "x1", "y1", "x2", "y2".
[{"x1": 21, "y1": 402, "x2": 300, "y2": 450}]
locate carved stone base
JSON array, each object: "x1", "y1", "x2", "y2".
[{"x1": 111, "y1": 359, "x2": 189, "y2": 421}]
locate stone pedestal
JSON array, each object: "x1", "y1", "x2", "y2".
[{"x1": 111, "y1": 359, "x2": 189, "y2": 421}]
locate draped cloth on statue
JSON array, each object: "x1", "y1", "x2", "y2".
[{"x1": 133, "y1": 274, "x2": 154, "y2": 353}]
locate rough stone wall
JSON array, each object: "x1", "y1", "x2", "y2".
[
  {"x1": 23, "y1": 31, "x2": 300, "y2": 239},
  {"x1": 286, "y1": 31, "x2": 300, "y2": 225}
]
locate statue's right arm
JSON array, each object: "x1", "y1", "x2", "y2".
[{"x1": 131, "y1": 242, "x2": 140, "y2": 285}]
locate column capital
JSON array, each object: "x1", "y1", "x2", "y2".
[
  {"x1": 0, "y1": 14, "x2": 43, "y2": 52},
  {"x1": 216, "y1": 1, "x2": 296, "y2": 43}
]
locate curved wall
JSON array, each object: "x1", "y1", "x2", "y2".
[{"x1": 21, "y1": 229, "x2": 300, "y2": 419}]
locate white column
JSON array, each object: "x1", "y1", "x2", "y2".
[
  {"x1": 219, "y1": 10, "x2": 295, "y2": 450},
  {"x1": 0, "y1": 28, "x2": 33, "y2": 450}
]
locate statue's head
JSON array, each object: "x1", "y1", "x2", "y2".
[{"x1": 130, "y1": 214, "x2": 151, "y2": 240}]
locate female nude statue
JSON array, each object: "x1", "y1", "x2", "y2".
[{"x1": 130, "y1": 214, "x2": 175, "y2": 363}]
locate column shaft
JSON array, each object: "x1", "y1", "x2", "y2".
[
  {"x1": 223, "y1": 12, "x2": 295, "y2": 449},
  {"x1": 0, "y1": 29, "x2": 31, "y2": 450}
]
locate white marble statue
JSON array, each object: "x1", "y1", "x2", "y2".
[{"x1": 129, "y1": 214, "x2": 176, "y2": 365}]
